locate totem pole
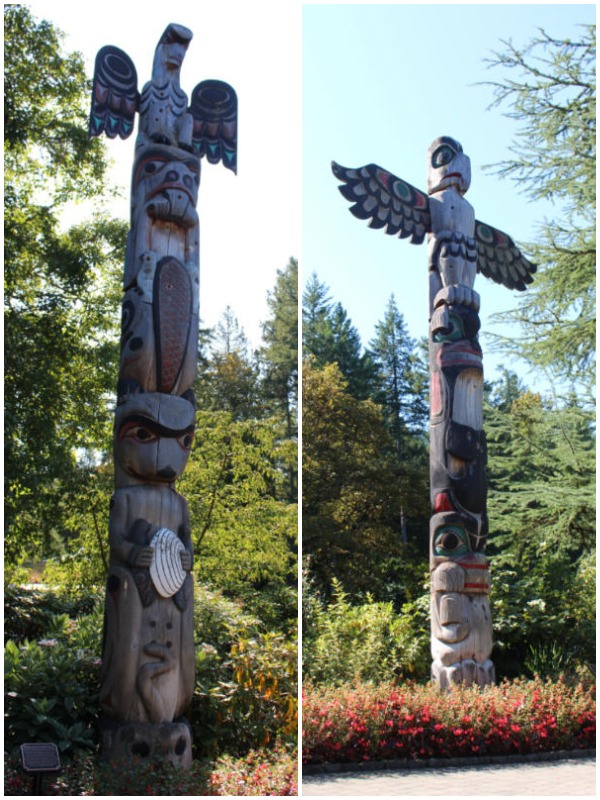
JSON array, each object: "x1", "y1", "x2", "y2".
[
  {"x1": 89, "y1": 23, "x2": 237, "y2": 764},
  {"x1": 332, "y1": 137, "x2": 535, "y2": 689}
]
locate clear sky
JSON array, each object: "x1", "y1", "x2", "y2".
[
  {"x1": 302, "y1": 2, "x2": 596, "y2": 390},
  {"x1": 26, "y1": 0, "x2": 302, "y2": 351}
]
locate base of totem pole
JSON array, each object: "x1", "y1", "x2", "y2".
[
  {"x1": 432, "y1": 659, "x2": 495, "y2": 690},
  {"x1": 99, "y1": 715, "x2": 193, "y2": 769}
]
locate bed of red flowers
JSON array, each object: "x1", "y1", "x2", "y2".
[{"x1": 302, "y1": 676, "x2": 595, "y2": 765}]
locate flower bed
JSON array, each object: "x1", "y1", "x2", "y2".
[
  {"x1": 303, "y1": 677, "x2": 595, "y2": 765},
  {"x1": 5, "y1": 747, "x2": 298, "y2": 796}
]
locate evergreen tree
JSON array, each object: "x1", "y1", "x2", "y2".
[
  {"x1": 302, "y1": 273, "x2": 375, "y2": 398},
  {"x1": 367, "y1": 296, "x2": 429, "y2": 543},
  {"x1": 368, "y1": 295, "x2": 428, "y2": 445},
  {"x1": 484, "y1": 25, "x2": 596, "y2": 390},
  {"x1": 260, "y1": 258, "x2": 299, "y2": 502},
  {"x1": 484, "y1": 371, "x2": 596, "y2": 675},
  {"x1": 195, "y1": 307, "x2": 261, "y2": 421}
]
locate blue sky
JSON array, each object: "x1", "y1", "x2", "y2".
[{"x1": 302, "y1": 3, "x2": 595, "y2": 390}]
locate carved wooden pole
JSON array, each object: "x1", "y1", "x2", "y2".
[
  {"x1": 89, "y1": 23, "x2": 237, "y2": 764},
  {"x1": 332, "y1": 137, "x2": 535, "y2": 689}
]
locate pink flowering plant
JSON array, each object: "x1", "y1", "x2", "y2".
[{"x1": 303, "y1": 676, "x2": 595, "y2": 765}]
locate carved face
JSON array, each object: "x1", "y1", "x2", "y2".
[
  {"x1": 132, "y1": 145, "x2": 200, "y2": 227},
  {"x1": 427, "y1": 136, "x2": 471, "y2": 196},
  {"x1": 154, "y1": 24, "x2": 192, "y2": 75},
  {"x1": 430, "y1": 513, "x2": 492, "y2": 660},
  {"x1": 114, "y1": 393, "x2": 195, "y2": 486}
]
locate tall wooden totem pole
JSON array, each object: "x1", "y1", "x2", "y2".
[
  {"x1": 332, "y1": 137, "x2": 535, "y2": 689},
  {"x1": 89, "y1": 23, "x2": 237, "y2": 764}
]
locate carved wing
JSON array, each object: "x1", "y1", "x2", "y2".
[
  {"x1": 331, "y1": 162, "x2": 431, "y2": 244},
  {"x1": 475, "y1": 220, "x2": 536, "y2": 291},
  {"x1": 89, "y1": 46, "x2": 139, "y2": 139},
  {"x1": 188, "y1": 80, "x2": 237, "y2": 174}
]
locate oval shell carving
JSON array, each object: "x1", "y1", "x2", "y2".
[{"x1": 149, "y1": 527, "x2": 186, "y2": 597}]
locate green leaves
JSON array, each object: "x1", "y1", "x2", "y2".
[
  {"x1": 4, "y1": 636, "x2": 99, "y2": 757},
  {"x1": 180, "y1": 410, "x2": 298, "y2": 630},
  {"x1": 4, "y1": 7, "x2": 123, "y2": 564},
  {"x1": 485, "y1": 371, "x2": 596, "y2": 676},
  {"x1": 484, "y1": 25, "x2": 596, "y2": 387}
]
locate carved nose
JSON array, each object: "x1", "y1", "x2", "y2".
[
  {"x1": 165, "y1": 170, "x2": 179, "y2": 182},
  {"x1": 158, "y1": 466, "x2": 176, "y2": 480},
  {"x1": 432, "y1": 561, "x2": 465, "y2": 592}
]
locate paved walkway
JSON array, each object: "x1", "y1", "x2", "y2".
[{"x1": 302, "y1": 757, "x2": 596, "y2": 796}]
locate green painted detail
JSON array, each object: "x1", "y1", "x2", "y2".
[
  {"x1": 394, "y1": 180, "x2": 410, "y2": 200},
  {"x1": 433, "y1": 311, "x2": 465, "y2": 343},
  {"x1": 477, "y1": 223, "x2": 493, "y2": 243},
  {"x1": 434, "y1": 525, "x2": 470, "y2": 557}
]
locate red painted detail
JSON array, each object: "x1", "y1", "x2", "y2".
[
  {"x1": 434, "y1": 492, "x2": 453, "y2": 512},
  {"x1": 436, "y1": 342, "x2": 483, "y2": 370},
  {"x1": 431, "y1": 371, "x2": 442, "y2": 415},
  {"x1": 464, "y1": 582, "x2": 490, "y2": 590},
  {"x1": 377, "y1": 169, "x2": 390, "y2": 188},
  {"x1": 457, "y1": 557, "x2": 489, "y2": 569}
]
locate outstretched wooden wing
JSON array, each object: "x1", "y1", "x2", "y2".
[
  {"x1": 331, "y1": 162, "x2": 431, "y2": 244},
  {"x1": 188, "y1": 80, "x2": 237, "y2": 173},
  {"x1": 475, "y1": 220, "x2": 536, "y2": 291},
  {"x1": 89, "y1": 46, "x2": 139, "y2": 139}
]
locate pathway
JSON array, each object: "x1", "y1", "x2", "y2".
[{"x1": 302, "y1": 757, "x2": 596, "y2": 796}]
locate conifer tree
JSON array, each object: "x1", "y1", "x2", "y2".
[
  {"x1": 484, "y1": 25, "x2": 596, "y2": 390},
  {"x1": 302, "y1": 273, "x2": 375, "y2": 398}
]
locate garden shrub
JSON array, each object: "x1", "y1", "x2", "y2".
[
  {"x1": 193, "y1": 585, "x2": 298, "y2": 757},
  {"x1": 4, "y1": 583, "x2": 101, "y2": 644},
  {"x1": 4, "y1": 638, "x2": 100, "y2": 757},
  {"x1": 4, "y1": 582, "x2": 298, "y2": 771},
  {"x1": 303, "y1": 676, "x2": 596, "y2": 765},
  {"x1": 490, "y1": 554, "x2": 597, "y2": 680},
  {"x1": 303, "y1": 579, "x2": 429, "y2": 685}
]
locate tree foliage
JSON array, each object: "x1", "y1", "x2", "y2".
[
  {"x1": 302, "y1": 359, "x2": 426, "y2": 601},
  {"x1": 261, "y1": 258, "x2": 299, "y2": 502},
  {"x1": 4, "y1": 5, "x2": 126, "y2": 563},
  {"x1": 484, "y1": 25, "x2": 596, "y2": 388},
  {"x1": 195, "y1": 307, "x2": 262, "y2": 421},
  {"x1": 261, "y1": 258, "x2": 299, "y2": 427},
  {"x1": 485, "y1": 370, "x2": 596, "y2": 676},
  {"x1": 368, "y1": 295, "x2": 428, "y2": 440},
  {"x1": 302, "y1": 273, "x2": 375, "y2": 399}
]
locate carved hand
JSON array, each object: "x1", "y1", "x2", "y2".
[
  {"x1": 180, "y1": 550, "x2": 193, "y2": 571},
  {"x1": 433, "y1": 284, "x2": 480, "y2": 312},
  {"x1": 132, "y1": 545, "x2": 155, "y2": 568}
]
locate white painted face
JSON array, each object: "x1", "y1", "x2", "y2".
[{"x1": 427, "y1": 136, "x2": 471, "y2": 196}]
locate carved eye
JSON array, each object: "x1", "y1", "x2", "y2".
[
  {"x1": 433, "y1": 312, "x2": 465, "y2": 343},
  {"x1": 432, "y1": 145, "x2": 454, "y2": 169},
  {"x1": 434, "y1": 525, "x2": 470, "y2": 557},
  {"x1": 143, "y1": 159, "x2": 166, "y2": 175},
  {"x1": 177, "y1": 431, "x2": 194, "y2": 451},
  {"x1": 119, "y1": 422, "x2": 157, "y2": 444}
]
